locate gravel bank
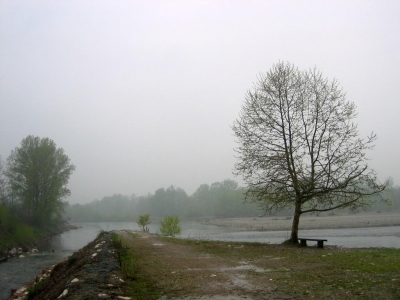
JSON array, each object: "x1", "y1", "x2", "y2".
[
  {"x1": 8, "y1": 232, "x2": 130, "y2": 300},
  {"x1": 206, "y1": 212, "x2": 400, "y2": 231}
]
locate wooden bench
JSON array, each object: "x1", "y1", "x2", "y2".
[{"x1": 298, "y1": 238, "x2": 327, "y2": 248}]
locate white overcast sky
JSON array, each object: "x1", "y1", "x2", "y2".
[{"x1": 1, "y1": 1, "x2": 399, "y2": 204}]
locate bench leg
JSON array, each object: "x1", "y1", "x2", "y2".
[
  {"x1": 300, "y1": 240, "x2": 307, "y2": 247},
  {"x1": 317, "y1": 241, "x2": 324, "y2": 248}
]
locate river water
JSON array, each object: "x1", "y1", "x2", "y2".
[{"x1": 1, "y1": 221, "x2": 400, "y2": 299}]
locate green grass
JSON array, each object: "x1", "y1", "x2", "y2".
[
  {"x1": 0, "y1": 216, "x2": 66, "y2": 253},
  {"x1": 111, "y1": 232, "x2": 161, "y2": 300},
  {"x1": 272, "y1": 248, "x2": 400, "y2": 299}
]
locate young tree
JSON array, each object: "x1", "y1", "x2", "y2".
[
  {"x1": 137, "y1": 213, "x2": 151, "y2": 232},
  {"x1": 232, "y1": 62, "x2": 386, "y2": 243},
  {"x1": 6, "y1": 136, "x2": 75, "y2": 226},
  {"x1": 159, "y1": 215, "x2": 181, "y2": 237}
]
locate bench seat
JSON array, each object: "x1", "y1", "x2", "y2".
[{"x1": 298, "y1": 238, "x2": 327, "y2": 248}]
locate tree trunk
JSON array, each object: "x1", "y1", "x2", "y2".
[{"x1": 290, "y1": 201, "x2": 302, "y2": 243}]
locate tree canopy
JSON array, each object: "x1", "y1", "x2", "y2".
[
  {"x1": 232, "y1": 62, "x2": 387, "y2": 242},
  {"x1": 6, "y1": 136, "x2": 75, "y2": 226}
]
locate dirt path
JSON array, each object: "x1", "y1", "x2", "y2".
[{"x1": 120, "y1": 231, "x2": 294, "y2": 299}]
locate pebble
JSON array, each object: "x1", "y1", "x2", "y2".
[{"x1": 57, "y1": 289, "x2": 68, "y2": 298}]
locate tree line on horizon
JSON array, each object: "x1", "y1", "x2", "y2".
[
  {"x1": 64, "y1": 178, "x2": 400, "y2": 222},
  {"x1": 65, "y1": 179, "x2": 260, "y2": 221}
]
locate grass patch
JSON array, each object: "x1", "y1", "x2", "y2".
[
  {"x1": 117, "y1": 232, "x2": 400, "y2": 299},
  {"x1": 272, "y1": 248, "x2": 400, "y2": 299},
  {"x1": 26, "y1": 278, "x2": 46, "y2": 299},
  {"x1": 112, "y1": 233, "x2": 162, "y2": 299},
  {"x1": 97, "y1": 230, "x2": 109, "y2": 238}
]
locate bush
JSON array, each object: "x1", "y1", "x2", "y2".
[
  {"x1": 137, "y1": 214, "x2": 151, "y2": 232},
  {"x1": 14, "y1": 223, "x2": 35, "y2": 244},
  {"x1": 159, "y1": 215, "x2": 181, "y2": 237}
]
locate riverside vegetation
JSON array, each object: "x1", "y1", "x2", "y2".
[
  {"x1": 114, "y1": 231, "x2": 400, "y2": 300},
  {"x1": 0, "y1": 136, "x2": 75, "y2": 256},
  {"x1": 0, "y1": 204, "x2": 73, "y2": 257}
]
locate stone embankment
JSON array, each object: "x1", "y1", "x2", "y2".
[{"x1": 8, "y1": 232, "x2": 131, "y2": 300}]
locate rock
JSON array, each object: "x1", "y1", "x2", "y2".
[{"x1": 57, "y1": 289, "x2": 68, "y2": 298}]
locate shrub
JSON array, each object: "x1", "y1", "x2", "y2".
[
  {"x1": 137, "y1": 214, "x2": 151, "y2": 232},
  {"x1": 159, "y1": 215, "x2": 181, "y2": 237}
]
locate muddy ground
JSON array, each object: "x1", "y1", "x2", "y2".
[
  {"x1": 120, "y1": 231, "x2": 294, "y2": 299},
  {"x1": 119, "y1": 231, "x2": 400, "y2": 299}
]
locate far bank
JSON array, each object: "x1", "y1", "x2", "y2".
[{"x1": 205, "y1": 211, "x2": 400, "y2": 231}]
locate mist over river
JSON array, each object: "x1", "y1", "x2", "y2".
[{"x1": 1, "y1": 220, "x2": 400, "y2": 300}]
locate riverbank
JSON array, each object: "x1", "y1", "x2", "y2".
[
  {"x1": 205, "y1": 212, "x2": 400, "y2": 231},
  {"x1": 8, "y1": 232, "x2": 130, "y2": 300},
  {"x1": 0, "y1": 222, "x2": 78, "y2": 264}
]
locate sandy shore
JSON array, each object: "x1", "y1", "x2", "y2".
[{"x1": 206, "y1": 212, "x2": 400, "y2": 231}]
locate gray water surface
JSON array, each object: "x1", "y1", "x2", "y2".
[{"x1": 1, "y1": 221, "x2": 399, "y2": 300}]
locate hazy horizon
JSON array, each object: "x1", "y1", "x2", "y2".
[{"x1": 1, "y1": 1, "x2": 399, "y2": 204}]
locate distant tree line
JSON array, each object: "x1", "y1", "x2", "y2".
[
  {"x1": 64, "y1": 178, "x2": 400, "y2": 222},
  {"x1": 65, "y1": 179, "x2": 260, "y2": 221}
]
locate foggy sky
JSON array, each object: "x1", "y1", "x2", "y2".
[{"x1": 1, "y1": 1, "x2": 399, "y2": 204}]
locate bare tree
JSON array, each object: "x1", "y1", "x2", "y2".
[{"x1": 232, "y1": 62, "x2": 386, "y2": 243}]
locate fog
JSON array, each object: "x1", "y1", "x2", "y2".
[{"x1": 1, "y1": 1, "x2": 399, "y2": 204}]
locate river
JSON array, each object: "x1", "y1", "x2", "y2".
[{"x1": 1, "y1": 221, "x2": 400, "y2": 299}]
